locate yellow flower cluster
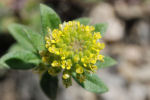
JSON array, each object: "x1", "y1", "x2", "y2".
[{"x1": 41, "y1": 21, "x2": 105, "y2": 87}]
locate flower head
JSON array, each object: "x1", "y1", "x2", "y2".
[{"x1": 41, "y1": 21, "x2": 105, "y2": 87}]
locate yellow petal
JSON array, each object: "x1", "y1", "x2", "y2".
[
  {"x1": 76, "y1": 65, "x2": 84, "y2": 74},
  {"x1": 63, "y1": 73, "x2": 70, "y2": 79}
]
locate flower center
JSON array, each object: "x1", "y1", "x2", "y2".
[{"x1": 71, "y1": 40, "x2": 84, "y2": 52}]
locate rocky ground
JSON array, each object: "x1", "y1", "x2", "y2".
[{"x1": 0, "y1": 0, "x2": 150, "y2": 100}]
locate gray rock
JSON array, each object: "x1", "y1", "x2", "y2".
[
  {"x1": 128, "y1": 82, "x2": 147, "y2": 100},
  {"x1": 89, "y1": 3, "x2": 125, "y2": 42},
  {"x1": 58, "y1": 80, "x2": 97, "y2": 100},
  {"x1": 0, "y1": 70, "x2": 49, "y2": 100},
  {"x1": 130, "y1": 20, "x2": 150, "y2": 45},
  {"x1": 135, "y1": 65, "x2": 150, "y2": 82},
  {"x1": 118, "y1": 62, "x2": 150, "y2": 83},
  {"x1": 97, "y1": 69, "x2": 130, "y2": 100},
  {"x1": 114, "y1": 1, "x2": 143, "y2": 19},
  {"x1": 148, "y1": 85, "x2": 150, "y2": 100},
  {"x1": 118, "y1": 62, "x2": 136, "y2": 81},
  {"x1": 90, "y1": 3, "x2": 115, "y2": 23},
  {"x1": 121, "y1": 45, "x2": 143, "y2": 64}
]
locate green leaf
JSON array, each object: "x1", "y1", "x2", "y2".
[
  {"x1": 73, "y1": 73, "x2": 108, "y2": 93},
  {"x1": 40, "y1": 71, "x2": 58, "y2": 100},
  {"x1": 8, "y1": 24, "x2": 45, "y2": 52},
  {"x1": 40, "y1": 4, "x2": 61, "y2": 37},
  {"x1": 8, "y1": 43, "x2": 24, "y2": 52},
  {"x1": 8, "y1": 24, "x2": 36, "y2": 52},
  {"x1": 75, "y1": 17, "x2": 91, "y2": 25},
  {"x1": 23, "y1": 26, "x2": 45, "y2": 51},
  {"x1": 0, "y1": 50, "x2": 41, "y2": 69},
  {"x1": 94, "y1": 23, "x2": 108, "y2": 36},
  {"x1": 96, "y1": 56, "x2": 117, "y2": 69}
]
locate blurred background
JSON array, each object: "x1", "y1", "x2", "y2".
[{"x1": 0, "y1": 0, "x2": 150, "y2": 100}]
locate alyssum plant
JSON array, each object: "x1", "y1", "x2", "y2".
[{"x1": 0, "y1": 4, "x2": 116, "y2": 100}]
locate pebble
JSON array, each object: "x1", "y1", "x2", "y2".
[{"x1": 89, "y1": 3, "x2": 125, "y2": 42}]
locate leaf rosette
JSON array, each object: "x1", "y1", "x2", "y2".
[{"x1": 0, "y1": 4, "x2": 117, "y2": 99}]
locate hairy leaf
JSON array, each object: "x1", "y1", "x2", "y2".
[
  {"x1": 23, "y1": 26, "x2": 45, "y2": 51},
  {"x1": 0, "y1": 50, "x2": 41, "y2": 69},
  {"x1": 73, "y1": 73, "x2": 108, "y2": 93},
  {"x1": 75, "y1": 17, "x2": 91, "y2": 25},
  {"x1": 96, "y1": 56, "x2": 117, "y2": 69},
  {"x1": 8, "y1": 24, "x2": 35, "y2": 52},
  {"x1": 40, "y1": 4, "x2": 61, "y2": 37},
  {"x1": 94, "y1": 23, "x2": 108, "y2": 36},
  {"x1": 40, "y1": 71, "x2": 58, "y2": 100}
]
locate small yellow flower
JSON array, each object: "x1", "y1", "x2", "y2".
[
  {"x1": 42, "y1": 56, "x2": 48, "y2": 63},
  {"x1": 90, "y1": 65, "x2": 98, "y2": 72},
  {"x1": 66, "y1": 59, "x2": 72, "y2": 70},
  {"x1": 48, "y1": 67, "x2": 61, "y2": 76},
  {"x1": 98, "y1": 43, "x2": 105, "y2": 50},
  {"x1": 93, "y1": 32, "x2": 102, "y2": 39},
  {"x1": 61, "y1": 56, "x2": 65, "y2": 60},
  {"x1": 73, "y1": 55, "x2": 80, "y2": 63},
  {"x1": 62, "y1": 71, "x2": 72, "y2": 87},
  {"x1": 41, "y1": 21, "x2": 105, "y2": 87},
  {"x1": 61, "y1": 60, "x2": 66, "y2": 69},
  {"x1": 76, "y1": 64, "x2": 84, "y2": 74},
  {"x1": 51, "y1": 60, "x2": 60, "y2": 67},
  {"x1": 98, "y1": 55, "x2": 104, "y2": 62},
  {"x1": 63, "y1": 73, "x2": 70, "y2": 79}
]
